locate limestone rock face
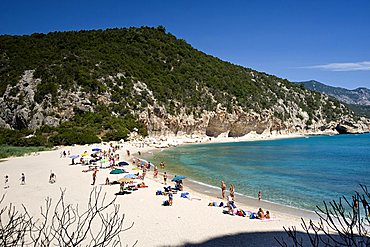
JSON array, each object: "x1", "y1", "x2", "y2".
[
  {"x1": 0, "y1": 70, "x2": 94, "y2": 130},
  {"x1": 335, "y1": 120, "x2": 369, "y2": 134},
  {"x1": 206, "y1": 114, "x2": 231, "y2": 137}
]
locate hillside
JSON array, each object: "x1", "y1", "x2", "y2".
[
  {"x1": 297, "y1": 80, "x2": 370, "y2": 118},
  {"x1": 0, "y1": 27, "x2": 369, "y2": 146}
]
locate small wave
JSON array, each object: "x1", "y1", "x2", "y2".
[{"x1": 189, "y1": 179, "x2": 220, "y2": 190}]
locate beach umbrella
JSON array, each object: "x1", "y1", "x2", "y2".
[
  {"x1": 110, "y1": 169, "x2": 126, "y2": 174},
  {"x1": 92, "y1": 148, "x2": 101, "y2": 152},
  {"x1": 124, "y1": 174, "x2": 138, "y2": 179},
  {"x1": 118, "y1": 161, "x2": 129, "y2": 166},
  {"x1": 172, "y1": 175, "x2": 187, "y2": 182},
  {"x1": 69, "y1": 154, "x2": 79, "y2": 159}
]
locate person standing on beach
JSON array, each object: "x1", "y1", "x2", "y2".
[
  {"x1": 221, "y1": 181, "x2": 226, "y2": 199},
  {"x1": 258, "y1": 191, "x2": 262, "y2": 201},
  {"x1": 230, "y1": 184, "x2": 235, "y2": 200},
  {"x1": 4, "y1": 175, "x2": 9, "y2": 189},
  {"x1": 168, "y1": 191, "x2": 173, "y2": 206},
  {"x1": 153, "y1": 165, "x2": 158, "y2": 178},
  {"x1": 92, "y1": 169, "x2": 97, "y2": 185},
  {"x1": 163, "y1": 172, "x2": 167, "y2": 185},
  {"x1": 20, "y1": 173, "x2": 26, "y2": 185},
  {"x1": 142, "y1": 167, "x2": 147, "y2": 180}
]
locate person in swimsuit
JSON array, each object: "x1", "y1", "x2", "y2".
[
  {"x1": 163, "y1": 172, "x2": 167, "y2": 185},
  {"x1": 230, "y1": 184, "x2": 235, "y2": 200},
  {"x1": 221, "y1": 181, "x2": 226, "y2": 199}
]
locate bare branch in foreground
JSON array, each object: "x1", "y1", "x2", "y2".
[
  {"x1": 1, "y1": 187, "x2": 134, "y2": 246},
  {"x1": 276, "y1": 184, "x2": 370, "y2": 247}
]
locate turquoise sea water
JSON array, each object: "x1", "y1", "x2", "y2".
[{"x1": 144, "y1": 134, "x2": 370, "y2": 211}]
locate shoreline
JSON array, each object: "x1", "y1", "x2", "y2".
[
  {"x1": 0, "y1": 132, "x2": 335, "y2": 246},
  {"x1": 136, "y1": 132, "x2": 322, "y2": 220},
  {"x1": 138, "y1": 154, "x2": 319, "y2": 223}
]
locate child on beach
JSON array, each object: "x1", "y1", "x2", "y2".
[
  {"x1": 49, "y1": 171, "x2": 56, "y2": 183},
  {"x1": 20, "y1": 173, "x2": 26, "y2": 185}
]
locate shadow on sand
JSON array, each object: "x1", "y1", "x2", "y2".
[{"x1": 178, "y1": 231, "x2": 338, "y2": 247}]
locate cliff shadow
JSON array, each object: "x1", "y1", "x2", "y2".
[{"x1": 174, "y1": 231, "x2": 342, "y2": 247}]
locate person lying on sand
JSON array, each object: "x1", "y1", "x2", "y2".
[{"x1": 137, "y1": 182, "x2": 148, "y2": 188}]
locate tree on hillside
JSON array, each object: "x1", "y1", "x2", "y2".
[
  {"x1": 276, "y1": 185, "x2": 370, "y2": 247},
  {"x1": 0, "y1": 188, "x2": 134, "y2": 246}
]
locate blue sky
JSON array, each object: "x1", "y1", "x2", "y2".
[{"x1": 1, "y1": 0, "x2": 369, "y2": 89}]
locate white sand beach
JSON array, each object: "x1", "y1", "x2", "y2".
[{"x1": 0, "y1": 134, "x2": 316, "y2": 246}]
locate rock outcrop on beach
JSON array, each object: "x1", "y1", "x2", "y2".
[{"x1": 0, "y1": 27, "x2": 369, "y2": 145}]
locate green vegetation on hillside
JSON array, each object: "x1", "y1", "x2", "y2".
[
  {"x1": 346, "y1": 104, "x2": 370, "y2": 118},
  {"x1": 0, "y1": 26, "x2": 352, "y2": 146},
  {"x1": 0, "y1": 145, "x2": 51, "y2": 159}
]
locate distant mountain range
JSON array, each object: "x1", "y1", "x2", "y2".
[
  {"x1": 297, "y1": 80, "x2": 370, "y2": 117},
  {"x1": 297, "y1": 80, "x2": 370, "y2": 105}
]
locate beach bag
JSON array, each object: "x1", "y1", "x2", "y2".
[
  {"x1": 219, "y1": 202, "x2": 224, "y2": 207},
  {"x1": 163, "y1": 200, "x2": 169, "y2": 206},
  {"x1": 250, "y1": 212, "x2": 257, "y2": 219},
  {"x1": 156, "y1": 190, "x2": 162, "y2": 195}
]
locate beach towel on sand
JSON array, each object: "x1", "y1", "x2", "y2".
[{"x1": 181, "y1": 192, "x2": 189, "y2": 198}]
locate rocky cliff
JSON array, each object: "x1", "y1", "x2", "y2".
[{"x1": 1, "y1": 70, "x2": 369, "y2": 138}]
